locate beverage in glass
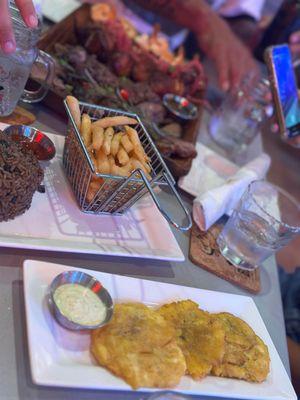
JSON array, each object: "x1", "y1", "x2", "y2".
[
  {"x1": 0, "y1": 1, "x2": 54, "y2": 116},
  {"x1": 217, "y1": 180, "x2": 300, "y2": 270},
  {"x1": 208, "y1": 78, "x2": 272, "y2": 157}
]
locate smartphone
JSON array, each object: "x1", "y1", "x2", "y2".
[{"x1": 264, "y1": 44, "x2": 300, "y2": 142}]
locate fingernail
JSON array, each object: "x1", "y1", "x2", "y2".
[
  {"x1": 27, "y1": 14, "x2": 38, "y2": 27},
  {"x1": 3, "y1": 41, "x2": 15, "y2": 53}
]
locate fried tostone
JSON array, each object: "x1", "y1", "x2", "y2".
[
  {"x1": 91, "y1": 303, "x2": 186, "y2": 389},
  {"x1": 158, "y1": 300, "x2": 225, "y2": 379},
  {"x1": 211, "y1": 312, "x2": 270, "y2": 382}
]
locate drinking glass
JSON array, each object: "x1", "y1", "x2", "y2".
[
  {"x1": 208, "y1": 78, "x2": 272, "y2": 157},
  {"x1": 217, "y1": 180, "x2": 300, "y2": 271},
  {"x1": 0, "y1": 1, "x2": 55, "y2": 116}
]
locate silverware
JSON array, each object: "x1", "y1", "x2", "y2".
[
  {"x1": 48, "y1": 270, "x2": 114, "y2": 331},
  {"x1": 3, "y1": 124, "x2": 56, "y2": 161}
]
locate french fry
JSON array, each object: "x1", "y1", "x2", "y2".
[
  {"x1": 66, "y1": 95, "x2": 81, "y2": 131},
  {"x1": 132, "y1": 147, "x2": 150, "y2": 169},
  {"x1": 125, "y1": 126, "x2": 151, "y2": 174},
  {"x1": 120, "y1": 134, "x2": 134, "y2": 153},
  {"x1": 89, "y1": 180, "x2": 102, "y2": 191},
  {"x1": 133, "y1": 145, "x2": 151, "y2": 173},
  {"x1": 91, "y1": 175, "x2": 104, "y2": 185},
  {"x1": 125, "y1": 126, "x2": 149, "y2": 163},
  {"x1": 109, "y1": 154, "x2": 130, "y2": 177},
  {"x1": 108, "y1": 155, "x2": 115, "y2": 169},
  {"x1": 96, "y1": 149, "x2": 110, "y2": 174},
  {"x1": 88, "y1": 150, "x2": 98, "y2": 171},
  {"x1": 111, "y1": 163, "x2": 131, "y2": 177},
  {"x1": 67, "y1": 97, "x2": 153, "y2": 183},
  {"x1": 86, "y1": 187, "x2": 96, "y2": 203},
  {"x1": 92, "y1": 116, "x2": 137, "y2": 129},
  {"x1": 81, "y1": 113, "x2": 92, "y2": 147},
  {"x1": 111, "y1": 132, "x2": 122, "y2": 156},
  {"x1": 131, "y1": 158, "x2": 151, "y2": 180},
  {"x1": 92, "y1": 125, "x2": 104, "y2": 151},
  {"x1": 131, "y1": 145, "x2": 151, "y2": 173},
  {"x1": 125, "y1": 125, "x2": 140, "y2": 147},
  {"x1": 117, "y1": 145, "x2": 130, "y2": 165},
  {"x1": 102, "y1": 127, "x2": 114, "y2": 155},
  {"x1": 86, "y1": 182, "x2": 97, "y2": 202},
  {"x1": 86, "y1": 175, "x2": 105, "y2": 203}
]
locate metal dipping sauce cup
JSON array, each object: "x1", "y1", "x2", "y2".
[
  {"x1": 163, "y1": 94, "x2": 198, "y2": 120},
  {"x1": 48, "y1": 270, "x2": 114, "y2": 330},
  {"x1": 3, "y1": 124, "x2": 56, "y2": 161}
]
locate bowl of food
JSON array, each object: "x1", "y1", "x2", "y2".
[
  {"x1": 3, "y1": 124, "x2": 56, "y2": 161},
  {"x1": 48, "y1": 270, "x2": 114, "y2": 330},
  {"x1": 0, "y1": 130, "x2": 44, "y2": 222}
]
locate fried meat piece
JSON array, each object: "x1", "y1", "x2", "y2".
[
  {"x1": 91, "y1": 303, "x2": 186, "y2": 389},
  {"x1": 211, "y1": 312, "x2": 270, "y2": 382},
  {"x1": 158, "y1": 300, "x2": 225, "y2": 379}
]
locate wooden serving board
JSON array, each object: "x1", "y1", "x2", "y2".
[
  {"x1": 189, "y1": 221, "x2": 261, "y2": 293},
  {"x1": 0, "y1": 106, "x2": 36, "y2": 126},
  {"x1": 37, "y1": 5, "x2": 202, "y2": 178}
]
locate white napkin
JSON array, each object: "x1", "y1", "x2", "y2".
[{"x1": 193, "y1": 153, "x2": 271, "y2": 231}]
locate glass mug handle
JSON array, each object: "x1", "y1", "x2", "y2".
[{"x1": 21, "y1": 50, "x2": 55, "y2": 103}]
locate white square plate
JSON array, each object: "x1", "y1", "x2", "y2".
[
  {"x1": 23, "y1": 260, "x2": 296, "y2": 400},
  {"x1": 0, "y1": 129, "x2": 183, "y2": 261}
]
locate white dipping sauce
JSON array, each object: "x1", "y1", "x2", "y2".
[{"x1": 54, "y1": 283, "x2": 106, "y2": 326}]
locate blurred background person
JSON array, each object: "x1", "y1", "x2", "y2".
[{"x1": 82, "y1": 0, "x2": 262, "y2": 91}]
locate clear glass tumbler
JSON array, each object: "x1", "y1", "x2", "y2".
[
  {"x1": 208, "y1": 78, "x2": 272, "y2": 157},
  {"x1": 217, "y1": 180, "x2": 300, "y2": 270},
  {"x1": 0, "y1": 1, "x2": 55, "y2": 116}
]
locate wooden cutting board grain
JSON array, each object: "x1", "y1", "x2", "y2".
[{"x1": 189, "y1": 222, "x2": 261, "y2": 293}]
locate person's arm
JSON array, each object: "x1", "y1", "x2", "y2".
[
  {"x1": 132, "y1": 0, "x2": 259, "y2": 91},
  {"x1": 128, "y1": 0, "x2": 214, "y2": 34},
  {"x1": 0, "y1": 0, "x2": 38, "y2": 53}
]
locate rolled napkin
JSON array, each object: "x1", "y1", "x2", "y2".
[{"x1": 193, "y1": 153, "x2": 271, "y2": 231}]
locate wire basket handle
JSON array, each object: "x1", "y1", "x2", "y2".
[{"x1": 135, "y1": 169, "x2": 192, "y2": 231}]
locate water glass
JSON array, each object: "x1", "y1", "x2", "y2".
[
  {"x1": 217, "y1": 180, "x2": 300, "y2": 271},
  {"x1": 0, "y1": 1, "x2": 54, "y2": 116},
  {"x1": 208, "y1": 79, "x2": 272, "y2": 157}
]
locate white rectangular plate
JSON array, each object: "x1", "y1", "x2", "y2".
[
  {"x1": 0, "y1": 130, "x2": 183, "y2": 261},
  {"x1": 23, "y1": 260, "x2": 296, "y2": 400}
]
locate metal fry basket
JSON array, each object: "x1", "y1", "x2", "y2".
[{"x1": 63, "y1": 100, "x2": 192, "y2": 231}]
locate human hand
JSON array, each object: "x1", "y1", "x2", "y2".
[
  {"x1": 289, "y1": 30, "x2": 300, "y2": 58},
  {"x1": 195, "y1": 11, "x2": 259, "y2": 92},
  {"x1": 0, "y1": 0, "x2": 38, "y2": 54}
]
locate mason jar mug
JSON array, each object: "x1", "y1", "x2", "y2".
[{"x1": 0, "y1": 1, "x2": 55, "y2": 116}]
